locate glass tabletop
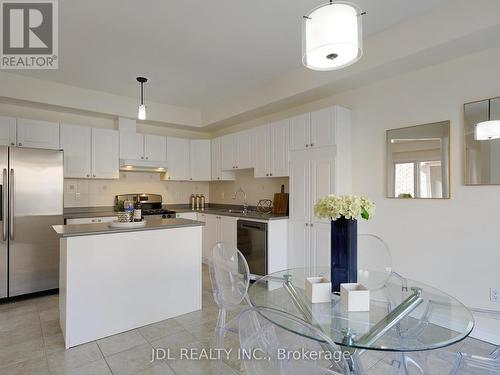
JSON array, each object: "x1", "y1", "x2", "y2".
[{"x1": 248, "y1": 268, "x2": 474, "y2": 352}]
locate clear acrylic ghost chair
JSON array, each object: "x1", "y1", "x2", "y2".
[
  {"x1": 209, "y1": 242, "x2": 251, "y2": 368},
  {"x1": 357, "y1": 233, "x2": 393, "y2": 290},
  {"x1": 432, "y1": 344, "x2": 500, "y2": 375},
  {"x1": 239, "y1": 306, "x2": 348, "y2": 375}
]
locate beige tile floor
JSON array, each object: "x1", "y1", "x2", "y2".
[{"x1": 0, "y1": 266, "x2": 496, "y2": 375}]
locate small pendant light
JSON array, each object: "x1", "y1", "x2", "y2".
[
  {"x1": 136, "y1": 77, "x2": 147, "y2": 120},
  {"x1": 302, "y1": 1, "x2": 364, "y2": 71}
]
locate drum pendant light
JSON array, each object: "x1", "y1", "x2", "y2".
[
  {"x1": 136, "y1": 77, "x2": 147, "y2": 120},
  {"x1": 302, "y1": 1, "x2": 364, "y2": 71},
  {"x1": 475, "y1": 99, "x2": 500, "y2": 140}
]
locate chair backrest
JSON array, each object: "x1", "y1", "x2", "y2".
[
  {"x1": 209, "y1": 242, "x2": 250, "y2": 310},
  {"x1": 239, "y1": 306, "x2": 348, "y2": 375},
  {"x1": 357, "y1": 233, "x2": 392, "y2": 289}
]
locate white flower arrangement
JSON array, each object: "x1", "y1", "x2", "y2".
[{"x1": 314, "y1": 195, "x2": 375, "y2": 221}]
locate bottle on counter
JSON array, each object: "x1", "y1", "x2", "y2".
[
  {"x1": 195, "y1": 194, "x2": 201, "y2": 210},
  {"x1": 133, "y1": 201, "x2": 142, "y2": 222},
  {"x1": 200, "y1": 194, "x2": 205, "y2": 211},
  {"x1": 190, "y1": 193, "x2": 196, "y2": 210}
]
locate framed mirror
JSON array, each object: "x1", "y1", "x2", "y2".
[
  {"x1": 464, "y1": 96, "x2": 500, "y2": 185},
  {"x1": 386, "y1": 121, "x2": 450, "y2": 199}
]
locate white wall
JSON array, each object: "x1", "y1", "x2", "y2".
[{"x1": 214, "y1": 46, "x2": 500, "y2": 342}]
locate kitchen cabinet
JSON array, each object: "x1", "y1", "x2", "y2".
[
  {"x1": 190, "y1": 139, "x2": 211, "y2": 180},
  {"x1": 0, "y1": 116, "x2": 16, "y2": 146},
  {"x1": 288, "y1": 107, "x2": 352, "y2": 270},
  {"x1": 144, "y1": 135, "x2": 167, "y2": 161},
  {"x1": 61, "y1": 125, "x2": 119, "y2": 179},
  {"x1": 288, "y1": 221, "x2": 330, "y2": 271},
  {"x1": 176, "y1": 212, "x2": 197, "y2": 220},
  {"x1": 120, "y1": 133, "x2": 166, "y2": 162},
  {"x1": 221, "y1": 129, "x2": 254, "y2": 171},
  {"x1": 61, "y1": 124, "x2": 92, "y2": 178},
  {"x1": 289, "y1": 106, "x2": 349, "y2": 151},
  {"x1": 165, "y1": 137, "x2": 190, "y2": 180},
  {"x1": 91, "y1": 128, "x2": 119, "y2": 179},
  {"x1": 254, "y1": 120, "x2": 290, "y2": 178},
  {"x1": 16, "y1": 119, "x2": 60, "y2": 149},
  {"x1": 66, "y1": 216, "x2": 117, "y2": 225},
  {"x1": 202, "y1": 214, "x2": 237, "y2": 259},
  {"x1": 211, "y1": 137, "x2": 235, "y2": 181}
]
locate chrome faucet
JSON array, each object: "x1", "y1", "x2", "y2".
[{"x1": 232, "y1": 187, "x2": 248, "y2": 213}]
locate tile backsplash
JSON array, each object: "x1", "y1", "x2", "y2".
[
  {"x1": 64, "y1": 172, "x2": 209, "y2": 207},
  {"x1": 209, "y1": 169, "x2": 288, "y2": 206}
]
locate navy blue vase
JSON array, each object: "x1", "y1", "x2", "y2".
[{"x1": 330, "y1": 217, "x2": 358, "y2": 292}]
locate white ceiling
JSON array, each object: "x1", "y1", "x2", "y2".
[{"x1": 16, "y1": 0, "x2": 450, "y2": 110}]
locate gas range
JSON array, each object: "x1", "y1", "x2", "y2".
[{"x1": 115, "y1": 193, "x2": 176, "y2": 219}]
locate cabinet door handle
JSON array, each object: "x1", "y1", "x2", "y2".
[
  {"x1": 266, "y1": 173, "x2": 269, "y2": 176},
  {"x1": 310, "y1": 143, "x2": 314, "y2": 147},
  {"x1": 10, "y1": 142, "x2": 14, "y2": 146},
  {"x1": 146, "y1": 157, "x2": 149, "y2": 160},
  {"x1": 270, "y1": 173, "x2": 273, "y2": 176},
  {"x1": 305, "y1": 223, "x2": 309, "y2": 226},
  {"x1": 310, "y1": 223, "x2": 314, "y2": 227},
  {"x1": 18, "y1": 143, "x2": 22, "y2": 147},
  {"x1": 86, "y1": 174, "x2": 90, "y2": 178},
  {"x1": 141, "y1": 156, "x2": 144, "y2": 159},
  {"x1": 305, "y1": 144, "x2": 309, "y2": 148},
  {"x1": 93, "y1": 174, "x2": 96, "y2": 178}
]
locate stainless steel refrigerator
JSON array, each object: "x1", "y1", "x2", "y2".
[{"x1": 0, "y1": 147, "x2": 63, "y2": 298}]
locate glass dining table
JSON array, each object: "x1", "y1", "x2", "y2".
[{"x1": 248, "y1": 267, "x2": 474, "y2": 372}]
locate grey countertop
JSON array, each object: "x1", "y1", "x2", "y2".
[
  {"x1": 64, "y1": 204, "x2": 289, "y2": 221},
  {"x1": 53, "y1": 218, "x2": 204, "y2": 238},
  {"x1": 172, "y1": 206, "x2": 288, "y2": 221}
]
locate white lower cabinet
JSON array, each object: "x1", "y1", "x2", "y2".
[
  {"x1": 201, "y1": 214, "x2": 237, "y2": 262},
  {"x1": 288, "y1": 220, "x2": 330, "y2": 272},
  {"x1": 176, "y1": 212, "x2": 197, "y2": 220}
]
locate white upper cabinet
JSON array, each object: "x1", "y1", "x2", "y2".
[
  {"x1": 119, "y1": 132, "x2": 143, "y2": 160},
  {"x1": 310, "y1": 107, "x2": 336, "y2": 148},
  {"x1": 254, "y1": 125, "x2": 270, "y2": 178},
  {"x1": 270, "y1": 119, "x2": 290, "y2": 177},
  {"x1": 119, "y1": 133, "x2": 166, "y2": 162},
  {"x1": 17, "y1": 119, "x2": 60, "y2": 149},
  {"x1": 254, "y1": 120, "x2": 290, "y2": 178},
  {"x1": 220, "y1": 129, "x2": 255, "y2": 171},
  {"x1": 237, "y1": 129, "x2": 254, "y2": 169},
  {"x1": 91, "y1": 128, "x2": 119, "y2": 179},
  {"x1": 165, "y1": 137, "x2": 190, "y2": 181},
  {"x1": 221, "y1": 133, "x2": 237, "y2": 171},
  {"x1": 144, "y1": 134, "x2": 166, "y2": 161},
  {"x1": 289, "y1": 106, "x2": 343, "y2": 151},
  {"x1": 211, "y1": 138, "x2": 235, "y2": 181},
  {"x1": 0, "y1": 116, "x2": 16, "y2": 146},
  {"x1": 60, "y1": 124, "x2": 92, "y2": 178},
  {"x1": 290, "y1": 113, "x2": 311, "y2": 151},
  {"x1": 190, "y1": 139, "x2": 211, "y2": 181}
]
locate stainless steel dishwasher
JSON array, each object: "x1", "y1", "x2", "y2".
[{"x1": 237, "y1": 220, "x2": 267, "y2": 278}]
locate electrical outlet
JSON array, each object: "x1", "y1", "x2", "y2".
[{"x1": 490, "y1": 288, "x2": 500, "y2": 303}]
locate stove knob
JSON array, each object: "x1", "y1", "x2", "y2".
[{"x1": 162, "y1": 214, "x2": 167, "y2": 219}]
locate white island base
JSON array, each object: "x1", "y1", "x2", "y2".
[{"x1": 58, "y1": 224, "x2": 202, "y2": 348}]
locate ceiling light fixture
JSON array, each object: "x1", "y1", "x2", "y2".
[
  {"x1": 475, "y1": 99, "x2": 500, "y2": 140},
  {"x1": 302, "y1": 1, "x2": 364, "y2": 71},
  {"x1": 136, "y1": 77, "x2": 148, "y2": 120}
]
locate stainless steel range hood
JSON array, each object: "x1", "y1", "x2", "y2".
[{"x1": 119, "y1": 159, "x2": 168, "y2": 172}]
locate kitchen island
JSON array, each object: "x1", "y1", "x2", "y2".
[{"x1": 52, "y1": 218, "x2": 204, "y2": 348}]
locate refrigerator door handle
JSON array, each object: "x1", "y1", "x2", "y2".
[
  {"x1": 2, "y1": 168, "x2": 6, "y2": 241},
  {"x1": 9, "y1": 168, "x2": 13, "y2": 241}
]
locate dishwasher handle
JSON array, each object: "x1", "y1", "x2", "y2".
[{"x1": 237, "y1": 220, "x2": 267, "y2": 231}]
